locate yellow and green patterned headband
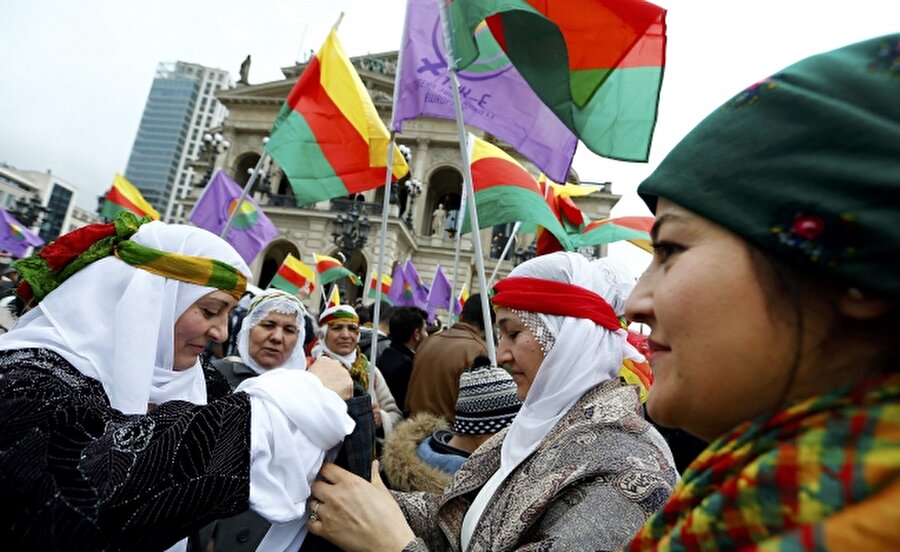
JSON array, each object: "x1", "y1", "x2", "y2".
[{"x1": 16, "y1": 212, "x2": 247, "y2": 305}]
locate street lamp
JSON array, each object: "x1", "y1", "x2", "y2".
[
  {"x1": 247, "y1": 140, "x2": 274, "y2": 200},
  {"x1": 403, "y1": 177, "x2": 423, "y2": 228},
  {"x1": 247, "y1": 167, "x2": 272, "y2": 199},
  {"x1": 198, "y1": 132, "x2": 231, "y2": 185},
  {"x1": 330, "y1": 200, "x2": 371, "y2": 302}
]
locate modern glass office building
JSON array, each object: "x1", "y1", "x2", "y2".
[{"x1": 124, "y1": 62, "x2": 230, "y2": 221}]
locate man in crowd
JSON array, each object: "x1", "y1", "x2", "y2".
[
  {"x1": 378, "y1": 306, "x2": 428, "y2": 412},
  {"x1": 405, "y1": 293, "x2": 493, "y2": 422}
]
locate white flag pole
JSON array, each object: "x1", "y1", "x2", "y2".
[
  {"x1": 487, "y1": 221, "x2": 521, "y2": 288},
  {"x1": 447, "y1": 182, "x2": 467, "y2": 324},
  {"x1": 439, "y1": 0, "x2": 496, "y2": 366},
  {"x1": 220, "y1": 151, "x2": 269, "y2": 241},
  {"x1": 369, "y1": 134, "x2": 399, "y2": 390}
]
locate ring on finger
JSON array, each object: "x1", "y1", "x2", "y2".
[{"x1": 309, "y1": 499, "x2": 322, "y2": 522}]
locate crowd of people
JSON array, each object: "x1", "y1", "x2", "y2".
[{"x1": 0, "y1": 34, "x2": 896, "y2": 551}]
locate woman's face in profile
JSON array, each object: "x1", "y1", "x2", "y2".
[
  {"x1": 248, "y1": 311, "x2": 300, "y2": 369},
  {"x1": 626, "y1": 198, "x2": 797, "y2": 442},
  {"x1": 173, "y1": 291, "x2": 238, "y2": 371},
  {"x1": 495, "y1": 307, "x2": 545, "y2": 401}
]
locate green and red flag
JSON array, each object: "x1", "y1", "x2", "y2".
[
  {"x1": 265, "y1": 29, "x2": 409, "y2": 206},
  {"x1": 268, "y1": 253, "x2": 316, "y2": 297},
  {"x1": 534, "y1": 174, "x2": 591, "y2": 255},
  {"x1": 366, "y1": 270, "x2": 393, "y2": 304},
  {"x1": 573, "y1": 215, "x2": 654, "y2": 252},
  {"x1": 101, "y1": 173, "x2": 160, "y2": 220},
  {"x1": 314, "y1": 253, "x2": 360, "y2": 286},
  {"x1": 450, "y1": 0, "x2": 667, "y2": 162},
  {"x1": 460, "y1": 134, "x2": 574, "y2": 249}
]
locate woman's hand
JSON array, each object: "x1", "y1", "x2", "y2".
[
  {"x1": 308, "y1": 461, "x2": 415, "y2": 552},
  {"x1": 308, "y1": 357, "x2": 353, "y2": 400}
]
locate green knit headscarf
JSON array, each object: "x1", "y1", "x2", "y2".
[{"x1": 639, "y1": 34, "x2": 899, "y2": 299}]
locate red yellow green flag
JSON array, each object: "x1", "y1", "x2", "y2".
[
  {"x1": 450, "y1": 0, "x2": 667, "y2": 161},
  {"x1": 265, "y1": 29, "x2": 409, "y2": 206},
  {"x1": 313, "y1": 253, "x2": 360, "y2": 286},
  {"x1": 573, "y1": 216, "x2": 654, "y2": 252},
  {"x1": 366, "y1": 271, "x2": 393, "y2": 304},
  {"x1": 456, "y1": 283, "x2": 470, "y2": 315},
  {"x1": 268, "y1": 253, "x2": 316, "y2": 296},
  {"x1": 326, "y1": 285, "x2": 342, "y2": 309},
  {"x1": 101, "y1": 173, "x2": 160, "y2": 220},
  {"x1": 460, "y1": 134, "x2": 574, "y2": 249}
]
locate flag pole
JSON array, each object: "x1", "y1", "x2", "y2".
[
  {"x1": 368, "y1": 132, "x2": 398, "y2": 393},
  {"x1": 487, "y1": 221, "x2": 520, "y2": 288},
  {"x1": 220, "y1": 151, "x2": 269, "y2": 241},
  {"x1": 447, "y1": 183, "x2": 466, "y2": 323},
  {"x1": 439, "y1": 0, "x2": 496, "y2": 366}
]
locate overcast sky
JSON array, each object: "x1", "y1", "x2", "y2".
[{"x1": 2, "y1": 0, "x2": 897, "y2": 273}]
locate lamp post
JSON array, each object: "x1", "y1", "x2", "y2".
[
  {"x1": 246, "y1": 139, "x2": 273, "y2": 201},
  {"x1": 198, "y1": 132, "x2": 231, "y2": 185},
  {"x1": 403, "y1": 177, "x2": 422, "y2": 228},
  {"x1": 330, "y1": 200, "x2": 371, "y2": 303}
]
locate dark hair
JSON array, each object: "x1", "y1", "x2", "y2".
[
  {"x1": 389, "y1": 307, "x2": 428, "y2": 344},
  {"x1": 367, "y1": 300, "x2": 395, "y2": 325},
  {"x1": 459, "y1": 293, "x2": 495, "y2": 331},
  {"x1": 748, "y1": 245, "x2": 898, "y2": 409}
]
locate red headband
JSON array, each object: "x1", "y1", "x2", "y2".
[{"x1": 491, "y1": 277, "x2": 621, "y2": 331}]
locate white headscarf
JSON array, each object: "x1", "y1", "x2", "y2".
[
  {"x1": 236, "y1": 290, "x2": 308, "y2": 374},
  {"x1": 498, "y1": 252, "x2": 643, "y2": 475},
  {"x1": 0, "y1": 221, "x2": 250, "y2": 414}
]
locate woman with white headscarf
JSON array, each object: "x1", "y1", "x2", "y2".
[
  {"x1": 0, "y1": 214, "x2": 354, "y2": 551},
  {"x1": 215, "y1": 289, "x2": 309, "y2": 388},
  {"x1": 305, "y1": 252, "x2": 678, "y2": 551}
]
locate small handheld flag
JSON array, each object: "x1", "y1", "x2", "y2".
[{"x1": 268, "y1": 253, "x2": 316, "y2": 297}]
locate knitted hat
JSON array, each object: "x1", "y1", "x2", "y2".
[
  {"x1": 452, "y1": 359, "x2": 522, "y2": 436},
  {"x1": 639, "y1": 34, "x2": 900, "y2": 300}
]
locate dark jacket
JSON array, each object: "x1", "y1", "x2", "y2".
[{"x1": 377, "y1": 340, "x2": 416, "y2": 412}]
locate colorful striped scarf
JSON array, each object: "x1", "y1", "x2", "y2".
[
  {"x1": 15, "y1": 212, "x2": 246, "y2": 304},
  {"x1": 348, "y1": 346, "x2": 369, "y2": 391},
  {"x1": 629, "y1": 372, "x2": 900, "y2": 550}
]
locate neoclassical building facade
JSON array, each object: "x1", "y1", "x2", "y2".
[{"x1": 182, "y1": 51, "x2": 619, "y2": 316}]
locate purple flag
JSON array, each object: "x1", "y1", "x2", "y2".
[
  {"x1": 386, "y1": 262, "x2": 410, "y2": 306},
  {"x1": 425, "y1": 265, "x2": 453, "y2": 320},
  {"x1": 0, "y1": 209, "x2": 44, "y2": 258},
  {"x1": 403, "y1": 259, "x2": 430, "y2": 308},
  {"x1": 391, "y1": 0, "x2": 578, "y2": 183},
  {"x1": 189, "y1": 170, "x2": 279, "y2": 264}
]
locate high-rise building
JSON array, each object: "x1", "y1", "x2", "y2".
[{"x1": 124, "y1": 61, "x2": 231, "y2": 221}]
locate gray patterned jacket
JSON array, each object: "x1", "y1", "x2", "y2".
[{"x1": 396, "y1": 379, "x2": 678, "y2": 551}]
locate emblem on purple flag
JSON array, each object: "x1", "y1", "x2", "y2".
[
  {"x1": 189, "y1": 170, "x2": 279, "y2": 264},
  {"x1": 392, "y1": 0, "x2": 577, "y2": 183},
  {"x1": 0, "y1": 209, "x2": 44, "y2": 258}
]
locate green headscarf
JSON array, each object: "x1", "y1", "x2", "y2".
[{"x1": 639, "y1": 34, "x2": 899, "y2": 299}]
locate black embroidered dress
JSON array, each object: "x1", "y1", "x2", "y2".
[{"x1": 0, "y1": 348, "x2": 252, "y2": 551}]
